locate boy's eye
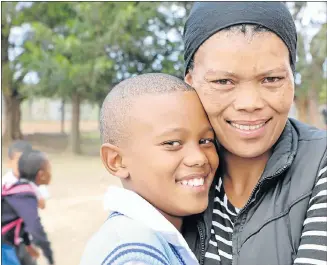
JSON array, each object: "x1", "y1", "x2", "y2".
[
  {"x1": 162, "y1": 141, "x2": 182, "y2": 147},
  {"x1": 200, "y1": 138, "x2": 214, "y2": 145}
]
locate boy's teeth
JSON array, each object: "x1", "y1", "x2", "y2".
[
  {"x1": 230, "y1": 122, "x2": 265, "y2": 131},
  {"x1": 179, "y1": 178, "x2": 205, "y2": 187},
  {"x1": 182, "y1": 180, "x2": 188, "y2": 185}
]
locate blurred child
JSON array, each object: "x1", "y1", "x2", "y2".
[
  {"x1": 3, "y1": 140, "x2": 32, "y2": 187},
  {"x1": 80, "y1": 73, "x2": 219, "y2": 265},
  {"x1": 2, "y1": 140, "x2": 50, "y2": 209},
  {"x1": 2, "y1": 150, "x2": 55, "y2": 265}
]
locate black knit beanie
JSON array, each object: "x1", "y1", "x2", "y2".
[{"x1": 183, "y1": 2, "x2": 297, "y2": 75}]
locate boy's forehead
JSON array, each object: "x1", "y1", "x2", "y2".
[
  {"x1": 129, "y1": 91, "x2": 204, "y2": 130},
  {"x1": 131, "y1": 91, "x2": 198, "y2": 114}
]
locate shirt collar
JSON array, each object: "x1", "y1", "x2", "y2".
[{"x1": 103, "y1": 186, "x2": 198, "y2": 263}]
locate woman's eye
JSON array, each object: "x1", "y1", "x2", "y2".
[
  {"x1": 200, "y1": 138, "x2": 214, "y2": 145},
  {"x1": 213, "y1": 79, "x2": 233, "y2": 85},
  {"x1": 263, "y1": 77, "x2": 283, "y2": 83}
]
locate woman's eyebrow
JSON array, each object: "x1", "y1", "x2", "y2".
[
  {"x1": 204, "y1": 67, "x2": 288, "y2": 80},
  {"x1": 204, "y1": 70, "x2": 239, "y2": 79},
  {"x1": 257, "y1": 67, "x2": 288, "y2": 76}
]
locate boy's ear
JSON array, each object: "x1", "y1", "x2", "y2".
[
  {"x1": 184, "y1": 72, "x2": 193, "y2": 86},
  {"x1": 100, "y1": 143, "x2": 129, "y2": 179}
]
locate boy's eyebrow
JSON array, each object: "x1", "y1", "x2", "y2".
[
  {"x1": 157, "y1": 126, "x2": 214, "y2": 137},
  {"x1": 157, "y1": 127, "x2": 187, "y2": 137},
  {"x1": 199, "y1": 126, "x2": 215, "y2": 136}
]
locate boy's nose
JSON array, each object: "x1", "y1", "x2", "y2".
[{"x1": 183, "y1": 147, "x2": 208, "y2": 167}]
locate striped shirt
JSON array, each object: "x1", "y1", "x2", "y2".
[{"x1": 204, "y1": 166, "x2": 327, "y2": 265}]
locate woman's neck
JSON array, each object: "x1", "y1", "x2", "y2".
[{"x1": 223, "y1": 149, "x2": 271, "y2": 208}]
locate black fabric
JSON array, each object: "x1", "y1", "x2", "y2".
[{"x1": 183, "y1": 2, "x2": 297, "y2": 75}]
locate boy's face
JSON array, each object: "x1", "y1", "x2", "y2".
[{"x1": 121, "y1": 91, "x2": 219, "y2": 217}]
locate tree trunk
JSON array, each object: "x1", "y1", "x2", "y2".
[
  {"x1": 60, "y1": 98, "x2": 65, "y2": 134},
  {"x1": 3, "y1": 95, "x2": 23, "y2": 142},
  {"x1": 2, "y1": 21, "x2": 23, "y2": 142},
  {"x1": 296, "y1": 96, "x2": 309, "y2": 124},
  {"x1": 71, "y1": 93, "x2": 81, "y2": 154}
]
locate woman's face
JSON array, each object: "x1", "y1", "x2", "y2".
[{"x1": 185, "y1": 30, "x2": 294, "y2": 158}]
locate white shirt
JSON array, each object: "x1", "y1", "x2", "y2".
[{"x1": 88, "y1": 186, "x2": 199, "y2": 265}]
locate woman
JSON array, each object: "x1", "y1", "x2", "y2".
[{"x1": 182, "y1": 2, "x2": 327, "y2": 265}]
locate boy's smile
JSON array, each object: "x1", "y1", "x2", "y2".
[{"x1": 117, "y1": 91, "x2": 219, "y2": 228}]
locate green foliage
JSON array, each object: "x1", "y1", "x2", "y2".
[
  {"x1": 16, "y1": 2, "x2": 191, "y2": 105},
  {"x1": 320, "y1": 82, "x2": 327, "y2": 105},
  {"x1": 290, "y1": 3, "x2": 326, "y2": 104},
  {"x1": 8, "y1": 2, "x2": 325, "y2": 105}
]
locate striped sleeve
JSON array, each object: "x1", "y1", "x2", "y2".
[
  {"x1": 294, "y1": 163, "x2": 327, "y2": 265},
  {"x1": 124, "y1": 261, "x2": 150, "y2": 265},
  {"x1": 101, "y1": 243, "x2": 170, "y2": 265}
]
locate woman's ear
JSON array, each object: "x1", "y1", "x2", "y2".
[{"x1": 100, "y1": 143, "x2": 129, "y2": 179}]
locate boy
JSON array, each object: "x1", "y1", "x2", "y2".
[
  {"x1": 80, "y1": 73, "x2": 219, "y2": 265},
  {"x1": 2, "y1": 149, "x2": 55, "y2": 265},
  {"x1": 2, "y1": 140, "x2": 50, "y2": 209}
]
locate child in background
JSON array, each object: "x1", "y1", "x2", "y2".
[
  {"x1": 3, "y1": 141, "x2": 32, "y2": 188},
  {"x1": 2, "y1": 140, "x2": 50, "y2": 209},
  {"x1": 2, "y1": 149, "x2": 55, "y2": 265},
  {"x1": 80, "y1": 73, "x2": 219, "y2": 265},
  {"x1": 2, "y1": 141, "x2": 40, "y2": 265}
]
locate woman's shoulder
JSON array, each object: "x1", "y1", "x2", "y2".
[
  {"x1": 289, "y1": 119, "x2": 326, "y2": 171},
  {"x1": 80, "y1": 213, "x2": 172, "y2": 265},
  {"x1": 290, "y1": 118, "x2": 326, "y2": 142}
]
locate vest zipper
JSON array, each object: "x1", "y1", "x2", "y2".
[
  {"x1": 231, "y1": 157, "x2": 294, "y2": 265},
  {"x1": 197, "y1": 222, "x2": 205, "y2": 265},
  {"x1": 238, "y1": 160, "x2": 293, "y2": 217}
]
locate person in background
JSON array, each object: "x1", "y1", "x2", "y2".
[
  {"x1": 2, "y1": 141, "x2": 43, "y2": 265},
  {"x1": 2, "y1": 140, "x2": 50, "y2": 209},
  {"x1": 3, "y1": 141, "x2": 33, "y2": 188},
  {"x1": 2, "y1": 149, "x2": 55, "y2": 265}
]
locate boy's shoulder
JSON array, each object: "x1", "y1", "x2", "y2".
[{"x1": 80, "y1": 213, "x2": 173, "y2": 265}]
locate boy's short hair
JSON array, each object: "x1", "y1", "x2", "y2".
[
  {"x1": 18, "y1": 149, "x2": 47, "y2": 182},
  {"x1": 8, "y1": 140, "x2": 33, "y2": 159},
  {"x1": 99, "y1": 73, "x2": 194, "y2": 146}
]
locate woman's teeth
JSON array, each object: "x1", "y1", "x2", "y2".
[
  {"x1": 230, "y1": 122, "x2": 265, "y2": 131},
  {"x1": 178, "y1": 178, "x2": 204, "y2": 187}
]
